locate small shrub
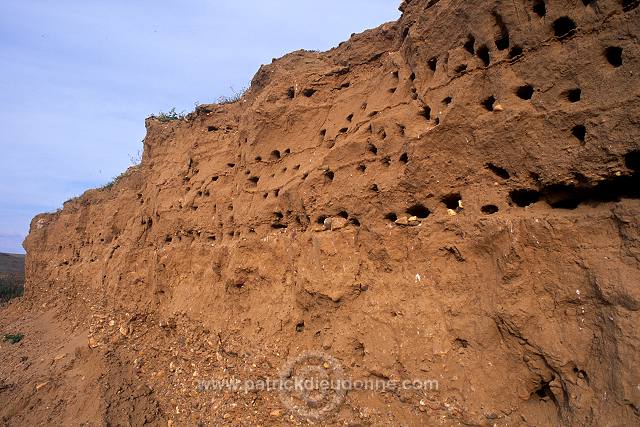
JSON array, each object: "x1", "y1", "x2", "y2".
[
  {"x1": 153, "y1": 107, "x2": 186, "y2": 122},
  {"x1": 99, "y1": 171, "x2": 128, "y2": 191},
  {"x1": 129, "y1": 149, "x2": 142, "y2": 166},
  {"x1": 216, "y1": 86, "x2": 247, "y2": 105},
  {"x1": 3, "y1": 333, "x2": 24, "y2": 344},
  {"x1": 62, "y1": 194, "x2": 81, "y2": 206}
]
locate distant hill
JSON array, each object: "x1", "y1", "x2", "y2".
[
  {"x1": 0, "y1": 253, "x2": 25, "y2": 274},
  {"x1": 0, "y1": 253, "x2": 24, "y2": 302}
]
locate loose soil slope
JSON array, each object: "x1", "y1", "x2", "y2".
[{"x1": 2, "y1": 0, "x2": 640, "y2": 425}]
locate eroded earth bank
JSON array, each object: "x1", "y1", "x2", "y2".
[{"x1": 1, "y1": 0, "x2": 639, "y2": 425}]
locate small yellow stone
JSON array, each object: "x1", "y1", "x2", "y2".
[{"x1": 395, "y1": 216, "x2": 409, "y2": 225}]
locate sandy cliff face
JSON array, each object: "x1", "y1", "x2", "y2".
[{"x1": 2, "y1": 0, "x2": 639, "y2": 425}]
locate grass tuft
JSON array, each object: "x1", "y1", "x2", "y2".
[
  {"x1": 216, "y1": 87, "x2": 247, "y2": 105},
  {"x1": 99, "y1": 171, "x2": 129, "y2": 191},
  {"x1": 3, "y1": 333, "x2": 24, "y2": 344},
  {"x1": 152, "y1": 107, "x2": 186, "y2": 122}
]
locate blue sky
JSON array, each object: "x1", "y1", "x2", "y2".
[{"x1": 0, "y1": 1, "x2": 399, "y2": 253}]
